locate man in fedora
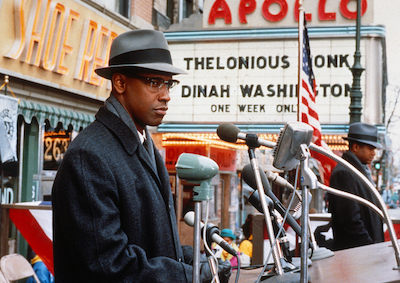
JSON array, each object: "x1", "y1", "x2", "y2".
[
  {"x1": 52, "y1": 30, "x2": 231, "y2": 282},
  {"x1": 328, "y1": 122, "x2": 384, "y2": 251}
]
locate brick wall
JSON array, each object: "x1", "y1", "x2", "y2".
[{"x1": 131, "y1": 0, "x2": 153, "y2": 23}]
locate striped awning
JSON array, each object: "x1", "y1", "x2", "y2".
[{"x1": 18, "y1": 100, "x2": 95, "y2": 130}]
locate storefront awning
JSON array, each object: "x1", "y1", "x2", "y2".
[{"x1": 18, "y1": 100, "x2": 95, "y2": 130}]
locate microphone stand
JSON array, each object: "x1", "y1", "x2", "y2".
[
  {"x1": 288, "y1": 182, "x2": 334, "y2": 261},
  {"x1": 248, "y1": 147, "x2": 284, "y2": 276},
  {"x1": 192, "y1": 181, "x2": 214, "y2": 283},
  {"x1": 298, "y1": 144, "x2": 318, "y2": 283},
  {"x1": 205, "y1": 248, "x2": 220, "y2": 283},
  {"x1": 193, "y1": 201, "x2": 201, "y2": 283}
]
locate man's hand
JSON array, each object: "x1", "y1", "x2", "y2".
[
  {"x1": 217, "y1": 258, "x2": 231, "y2": 283},
  {"x1": 199, "y1": 254, "x2": 232, "y2": 283}
]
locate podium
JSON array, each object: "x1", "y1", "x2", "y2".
[{"x1": 229, "y1": 241, "x2": 400, "y2": 283}]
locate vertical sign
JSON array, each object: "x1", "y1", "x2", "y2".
[{"x1": 0, "y1": 95, "x2": 18, "y2": 163}]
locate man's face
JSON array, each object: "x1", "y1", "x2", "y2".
[
  {"x1": 353, "y1": 143, "x2": 376, "y2": 164},
  {"x1": 114, "y1": 72, "x2": 172, "y2": 132}
]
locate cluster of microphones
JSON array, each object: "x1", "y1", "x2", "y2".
[
  {"x1": 215, "y1": 121, "x2": 313, "y2": 238},
  {"x1": 179, "y1": 121, "x2": 400, "y2": 283},
  {"x1": 178, "y1": 122, "x2": 316, "y2": 281}
]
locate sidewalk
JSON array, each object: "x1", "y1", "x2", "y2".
[{"x1": 388, "y1": 207, "x2": 400, "y2": 220}]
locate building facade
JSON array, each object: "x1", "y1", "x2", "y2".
[
  {"x1": 0, "y1": 0, "x2": 392, "y2": 256},
  {"x1": 159, "y1": 0, "x2": 388, "y2": 231}
]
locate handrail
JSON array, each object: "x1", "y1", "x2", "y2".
[{"x1": 309, "y1": 142, "x2": 400, "y2": 269}]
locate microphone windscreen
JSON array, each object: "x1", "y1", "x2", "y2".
[
  {"x1": 273, "y1": 121, "x2": 313, "y2": 171},
  {"x1": 184, "y1": 211, "x2": 195, "y2": 227},
  {"x1": 217, "y1": 123, "x2": 240, "y2": 143},
  {"x1": 243, "y1": 164, "x2": 279, "y2": 203},
  {"x1": 242, "y1": 164, "x2": 271, "y2": 191},
  {"x1": 242, "y1": 164, "x2": 257, "y2": 189}
]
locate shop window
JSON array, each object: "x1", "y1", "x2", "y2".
[
  {"x1": 201, "y1": 184, "x2": 219, "y2": 221},
  {"x1": 182, "y1": 184, "x2": 194, "y2": 217},
  {"x1": 117, "y1": 0, "x2": 130, "y2": 18},
  {"x1": 43, "y1": 122, "x2": 73, "y2": 171},
  {"x1": 183, "y1": 0, "x2": 193, "y2": 19},
  {"x1": 180, "y1": 0, "x2": 203, "y2": 20}
]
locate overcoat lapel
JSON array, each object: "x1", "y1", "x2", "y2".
[
  {"x1": 137, "y1": 141, "x2": 162, "y2": 186},
  {"x1": 95, "y1": 107, "x2": 166, "y2": 201}
]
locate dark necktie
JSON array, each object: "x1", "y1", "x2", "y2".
[
  {"x1": 143, "y1": 138, "x2": 151, "y2": 154},
  {"x1": 143, "y1": 138, "x2": 157, "y2": 172}
]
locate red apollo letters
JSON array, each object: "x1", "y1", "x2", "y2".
[{"x1": 209, "y1": 0, "x2": 368, "y2": 24}]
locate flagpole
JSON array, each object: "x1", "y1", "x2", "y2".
[
  {"x1": 298, "y1": 2, "x2": 311, "y2": 283},
  {"x1": 297, "y1": 0, "x2": 304, "y2": 122}
]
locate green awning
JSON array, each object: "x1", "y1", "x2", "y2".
[{"x1": 18, "y1": 100, "x2": 95, "y2": 130}]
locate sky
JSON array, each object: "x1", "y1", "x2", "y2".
[{"x1": 373, "y1": 1, "x2": 400, "y2": 172}]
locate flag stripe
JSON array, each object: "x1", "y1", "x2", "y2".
[{"x1": 301, "y1": 80, "x2": 319, "y2": 119}]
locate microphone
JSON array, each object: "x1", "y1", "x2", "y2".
[
  {"x1": 273, "y1": 122, "x2": 313, "y2": 171},
  {"x1": 243, "y1": 185, "x2": 274, "y2": 214},
  {"x1": 242, "y1": 164, "x2": 303, "y2": 238},
  {"x1": 266, "y1": 171, "x2": 294, "y2": 190},
  {"x1": 243, "y1": 185, "x2": 289, "y2": 239},
  {"x1": 184, "y1": 211, "x2": 238, "y2": 256},
  {"x1": 217, "y1": 123, "x2": 275, "y2": 148},
  {"x1": 286, "y1": 192, "x2": 303, "y2": 220},
  {"x1": 264, "y1": 171, "x2": 310, "y2": 219}
]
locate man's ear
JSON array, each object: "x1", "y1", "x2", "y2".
[
  {"x1": 111, "y1": 73, "x2": 126, "y2": 94},
  {"x1": 351, "y1": 143, "x2": 360, "y2": 153}
]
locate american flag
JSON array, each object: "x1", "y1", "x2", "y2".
[
  {"x1": 298, "y1": 15, "x2": 336, "y2": 185},
  {"x1": 298, "y1": 17, "x2": 321, "y2": 146}
]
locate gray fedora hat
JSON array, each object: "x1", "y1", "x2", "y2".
[
  {"x1": 95, "y1": 29, "x2": 186, "y2": 79},
  {"x1": 343, "y1": 122, "x2": 382, "y2": 149}
]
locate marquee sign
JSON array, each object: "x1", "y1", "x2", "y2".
[{"x1": 165, "y1": 36, "x2": 369, "y2": 124}]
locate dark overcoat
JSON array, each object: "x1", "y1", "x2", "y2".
[
  {"x1": 328, "y1": 150, "x2": 384, "y2": 251},
  {"x1": 52, "y1": 106, "x2": 193, "y2": 282}
]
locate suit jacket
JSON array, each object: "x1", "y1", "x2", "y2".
[
  {"x1": 328, "y1": 150, "x2": 384, "y2": 251},
  {"x1": 52, "y1": 106, "x2": 193, "y2": 282}
]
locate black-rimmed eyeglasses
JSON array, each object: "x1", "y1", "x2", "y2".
[{"x1": 129, "y1": 74, "x2": 180, "y2": 93}]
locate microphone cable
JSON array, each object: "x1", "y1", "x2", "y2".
[
  {"x1": 202, "y1": 201, "x2": 220, "y2": 283},
  {"x1": 234, "y1": 253, "x2": 241, "y2": 283},
  {"x1": 202, "y1": 200, "x2": 241, "y2": 283}
]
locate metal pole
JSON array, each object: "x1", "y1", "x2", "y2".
[
  {"x1": 192, "y1": 201, "x2": 202, "y2": 283},
  {"x1": 299, "y1": 145, "x2": 318, "y2": 283},
  {"x1": 249, "y1": 148, "x2": 283, "y2": 275},
  {"x1": 349, "y1": 0, "x2": 364, "y2": 123},
  {"x1": 297, "y1": 0, "x2": 304, "y2": 122},
  {"x1": 300, "y1": 184, "x2": 309, "y2": 283}
]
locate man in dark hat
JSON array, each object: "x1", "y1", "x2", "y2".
[
  {"x1": 328, "y1": 122, "x2": 384, "y2": 251},
  {"x1": 52, "y1": 30, "x2": 231, "y2": 283}
]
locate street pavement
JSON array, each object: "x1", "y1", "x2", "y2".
[{"x1": 388, "y1": 207, "x2": 400, "y2": 220}]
